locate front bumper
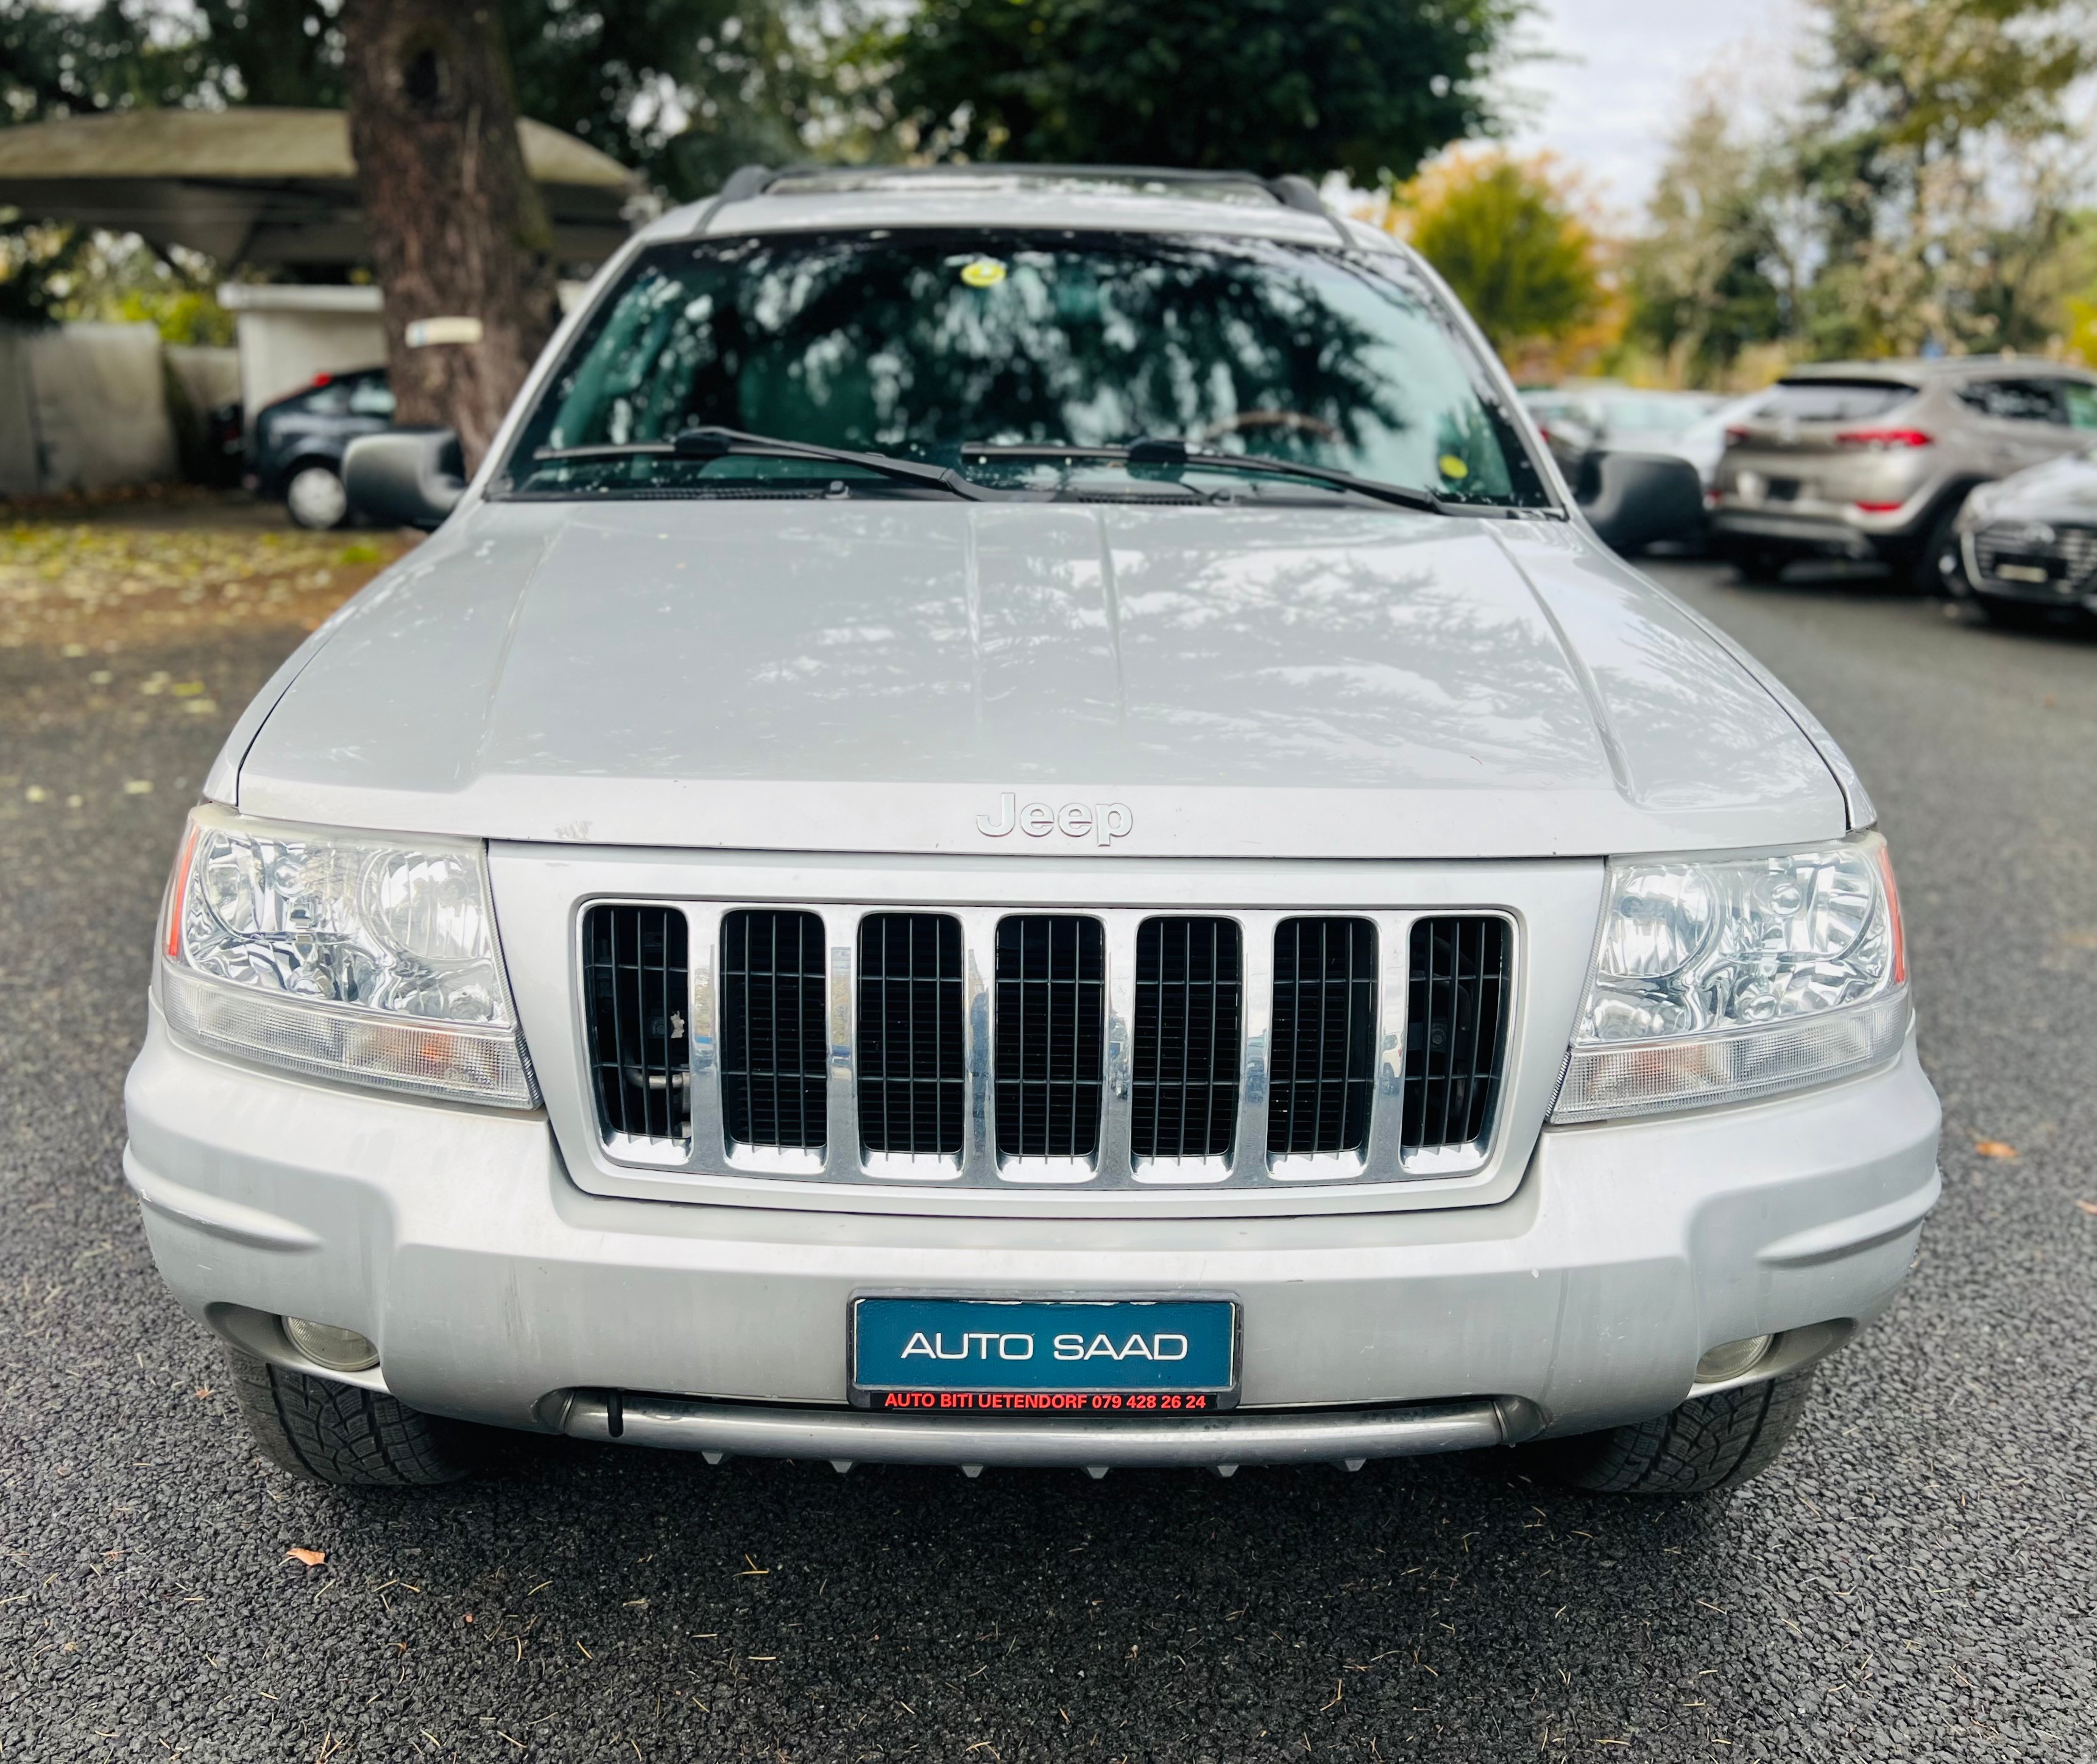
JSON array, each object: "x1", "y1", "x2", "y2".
[
  {"x1": 1955, "y1": 533, "x2": 2097, "y2": 612},
  {"x1": 124, "y1": 1007, "x2": 1941, "y2": 1465}
]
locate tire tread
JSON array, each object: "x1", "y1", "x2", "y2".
[
  {"x1": 227, "y1": 1346, "x2": 475, "y2": 1487},
  {"x1": 1544, "y1": 1368, "x2": 1816, "y2": 1496}
]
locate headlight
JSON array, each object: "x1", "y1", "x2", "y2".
[
  {"x1": 157, "y1": 806, "x2": 538, "y2": 1107},
  {"x1": 1954, "y1": 485, "x2": 1998, "y2": 531},
  {"x1": 1553, "y1": 832, "x2": 1908, "y2": 1122}
]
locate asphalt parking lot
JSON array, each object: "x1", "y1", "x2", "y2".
[{"x1": 2, "y1": 530, "x2": 2093, "y2": 1762}]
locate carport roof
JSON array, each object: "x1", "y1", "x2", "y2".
[{"x1": 0, "y1": 106, "x2": 635, "y2": 268}]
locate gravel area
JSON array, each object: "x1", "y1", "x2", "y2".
[{"x1": 1, "y1": 537, "x2": 2092, "y2": 1762}]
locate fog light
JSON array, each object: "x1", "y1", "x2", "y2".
[
  {"x1": 283, "y1": 1316, "x2": 380, "y2": 1373},
  {"x1": 1695, "y1": 1333, "x2": 1773, "y2": 1383}
]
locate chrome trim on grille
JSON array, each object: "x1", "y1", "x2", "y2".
[
  {"x1": 1970, "y1": 521, "x2": 2097, "y2": 596},
  {"x1": 576, "y1": 903, "x2": 1519, "y2": 1191},
  {"x1": 581, "y1": 902, "x2": 691, "y2": 1167},
  {"x1": 1131, "y1": 917, "x2": 1242, "y2": 1166},
  {"x1": 1399, "y1": 916, "x2": 1513, "y2": 1177},
  {"x1": 856, "y1": 913, "x2": 966, "y2": 1162},
  {"x1": 1267, "y1": 916, "x2": 1377, "y2": 1169}
]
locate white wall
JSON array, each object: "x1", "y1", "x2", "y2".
[
  {"x1": 235, "y1": 308, "x2": 387, "y2": 414},
  {"x1": 0, "y1": 321, "x2": 179, "y2": 495}
]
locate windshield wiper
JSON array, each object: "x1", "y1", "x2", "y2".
[
  {"x1": 960, "y1": 439, "x2": 1452, "y2": 513},
  {"x1": 532, "y1": 426, "x2": 994, "y2": 499}
]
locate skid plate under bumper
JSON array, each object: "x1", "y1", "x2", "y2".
[{"x1": 556, "y1": 1391, "x2": 1527, "y2": 1471}]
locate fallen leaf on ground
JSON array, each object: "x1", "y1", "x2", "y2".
[
  {"x1": 0, "y1": 520, "x2": 412, "y2": 651},
  {"x1": 285, "y1": 1548, "x2": 325, "y2": 1567},
  {"x1": 1973, "y1": 1140, "x2": 2018, "y2": 1160}
]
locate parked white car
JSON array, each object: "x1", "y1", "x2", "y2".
[{"x1": 127, "y1": 167, "x2": 1939, "y2": 1497}]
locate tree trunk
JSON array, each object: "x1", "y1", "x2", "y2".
[{"x1": 342, "y1": 0, "x2": 560, "y2": 471}]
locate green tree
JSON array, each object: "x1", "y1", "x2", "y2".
[
  {"x1": 1626, "y1": 97, "x2": 1791, "y2": 383},
  {"x1": 0, "y1": 1, "x2": 221, "y2": 325},
  {"x1": 0, "y1": 1, "x2": 206, "y2": 121},
  {"x1": 503, "y1": 0, "x2": 857, "y2": 199},
  {"x1": 0, "y1": 0, "x2": 869, "y2": 337},
  {"x1": 1792, "y1": 0, "x2": 2097, "y2": 356},
  {"x1": 0, "y1": 0, "x2": 853, "y2": 203},
  {"x1": 883, "y1": 0, "x2": 1529, "y2": 183},
  {"x1": 185, "y1": 0, "x2": 345, "y2": 107},
  {"x1": 1397, "y1": 152, "x2": 1600, "y2": 355}
]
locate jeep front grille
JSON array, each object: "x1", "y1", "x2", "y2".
[
  {"x1": 1402, "y1": 916, "x2": 1512, "y2": 1165},
  {"x1": 995, "y1": 916, "x2": 1106, "y2": 1160},
  {"x1": 581, "y1": 903, "x2": 690, "y2": 1152},
  {"x1": 720, "y1": 909, "x2": 829, "y2": 1152},
  {"x1": 1131, "y1": 917, "x2": 1242, "y2": 1162},
  {"x1": 857, "y1": 913, "x2": 966, "y2": 1158},
  {"x1": 577, "y1": 903, "x2": 1517, "y2": 1189}
]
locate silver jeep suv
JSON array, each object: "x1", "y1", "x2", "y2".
[
  {"x1": 126, "y1": 168, "x2": 1940, "y2": 1497},
  {"x1": 1711, "y1": 358, "x2": 2097, "y2": 587}
]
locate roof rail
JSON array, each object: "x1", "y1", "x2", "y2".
[
  {"x1": 687, "y1": 162, "x2": 1349, "y2": 241},
  {"x1": 1264, "y1": 175, "x2": 1328, "y2": 216},
  {"x1": 737, "y1": 163, "x2": 1329, "y2": 204},
  {"x1": 716, "y1": 165, "x2": 777, "y2": 202},
  {"x1": 685, "y1": 164, "x2": 774, "y2": 236}
]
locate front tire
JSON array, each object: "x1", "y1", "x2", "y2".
[
  {"x1": 284, "y1": 462, "x2": 350, "y2": 530},
  {"x1": 1908, "y1": 500, "x2": 1967, "y2": 595},
  {"x1": 226, "y1": 1346, "x2": 479, "y2": 1486},
  {"x1": 1975, "y1": 596, "x2": 2063, "y2": 632},
  {"x1": 1728, "y1": 545, "x2": 1786, "y2": 585},
  {"x1": 1532, "y1": 1367, "x2": 1816, "y2": 1496}
]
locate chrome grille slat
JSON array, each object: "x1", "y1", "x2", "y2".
[
  {"x1": 581, "y1": 903, "x2": 690, "y2": 1153},
  {"x1": 721, "y1": 909, "x2": 829, "y2": 1152},
  {"x1": 1133, "y1": 917, "x2": 1241, "y2": 1161},
  {"x1": 578, "y1": 903, "x2": 1518, "y2": 1190},
  {"x1": 994, "y1": 916, "x2": 1106, "y2": 1160},
  {"x1": 1268, "y1": 917, "x2": 1377, "y2": 1159},
  {"x1": 857, "y1": 914, "x2": 965, "y2": 1157},
  {"x1": 1402, "y1": 916, "x2": 1512, "y2": 1173}
]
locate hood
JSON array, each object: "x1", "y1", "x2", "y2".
[
  {"x1": 232, "y1": 499, "x2": 1845, "y2": 859},
  {"x1": 1971, "y1": 450, "x2": 2097, "y2": 523}
]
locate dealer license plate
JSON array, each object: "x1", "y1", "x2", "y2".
[{"x1": 850, "y1": 1297, "x2": 1239, "y2": 1414}]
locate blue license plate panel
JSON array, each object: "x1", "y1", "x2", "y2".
[{"x1": 851, "y1": 1297, "x2": 1239, "y2": 1414}]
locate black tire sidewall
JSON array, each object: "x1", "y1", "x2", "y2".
[{"x1": 1524, "y1": 1367, "x2": 1817, "y2": 1497}]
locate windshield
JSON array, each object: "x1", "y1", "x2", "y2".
[{"x1": 500, "y1": 230, "x2": 1552, "y2": 508}]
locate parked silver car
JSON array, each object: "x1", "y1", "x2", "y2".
[
  {"x1": 1519, "y1": 385, "x2": 1721, "y2": 487},
  {"x1": 1711, "y1": 358, "x2": 2097, "y2": 587},
  {"x1": 1945, "y1": 443, "x2": 2097, "y2": 629},
  {"x1": 126, "y1": 167, "x2": 1939, "y2": 1499}
]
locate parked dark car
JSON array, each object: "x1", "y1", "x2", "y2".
[
  {"x1": 1942, "y1": 445, "x2": 2097, "y2": 629},
  {"x1": 197, "y1": 400, "x2": 247, "y2": 489},
  {"x1": 247, "y1": 368, "x2": 395, "y2": 528}
]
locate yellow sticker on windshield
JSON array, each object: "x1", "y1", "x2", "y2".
[
  {"x1": 959, "y1": 258, "x2": 1007, "y2": 288},
  {"x1": 1438, "y1": 453, "x2": 1470, "y2": 479}
]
